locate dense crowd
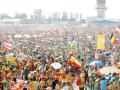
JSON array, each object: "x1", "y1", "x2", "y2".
[
  {"x1": 0, "y1": 50, "x2": 120, "y2": 90},
  {"x1": 0, "y1": 26, "x2": 120, "y2": 90}
]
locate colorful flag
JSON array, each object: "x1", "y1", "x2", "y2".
[
  {"x1": 2, "y1": 41, "x2": 13, "y2": 51},
  {"x1": 113, "y1": 27, "x2": 120, "y2": 35},
  {"x1": 97, "y1": 34, "x2": 106, "y2": 50},
  {"x1": 110, "y1": 33, "x2": 117, "y2": 45},
  {"x1": 0, "y1": 33, "x2": 13, "y2": 51},
  {"x1": 6, "y1": 56, "x2": 16, "y2": 64},
  {"x1": 68, "y1": 55, "x2": 81, "y2": 68}
]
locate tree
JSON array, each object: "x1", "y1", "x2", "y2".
[
  {"x1": 0, "y1": 13, "x2": 11, "y2": 19},
  {"x1": 14, "y1": 13, "x2": 27, "y2": 19}
]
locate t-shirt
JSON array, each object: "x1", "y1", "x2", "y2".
[
  {"x1": 62, "y1": 85, "x2": 68, "y2": 90},
  {"x1": 30, "y1": 81, "x2": 37, "y2": 90},
  {"x1": 40, "y1": 80, "x2": 45, "y2": 89},
  {"x1": 2, "y1": 80, "x2": 9, "y2": 90},
  {"x1": 100, "y1": 80, "x2": 108, "y2": 90},
  {"x1": 55, "y1": 84, "x2": 60, "y2": 90}
]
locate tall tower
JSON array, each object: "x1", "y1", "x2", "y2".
[
  {"x1": 96, "y1": 0, "x2": 107, "y2": 19},
  {"x1": 34, "y1": 9, "x2": 42, "y2": 23}
]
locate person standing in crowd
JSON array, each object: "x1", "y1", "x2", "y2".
[
  {"x1": 29, "y1": 76, "x2": 37, "y2": 90},
  {"x1": 2, "y1": 77, "x2": 10, "y2": 90},
  {"x1": 94, "y1": 78, "x2": 101, "y2": 90},
  {"x1": 39, "y1": 77, "x2": 46, "y2": 90},
  {"x1": 62, "y1": 82, "x2": 68, "y2": 90},
  {"x1": 46, "y1": 77, "x2": 53, "y2": 90},
  {"x1": 79, "y1": 71, "x2": 86, "y2": 90},
  {"x1": 100, "y1": 77, "x2": 109, "y2": 90},
  {"x1": 55, "y1": 81, "x2": 61, "y2": 90},
  {"x1": 67, "y1": 82, "x2": 74, "y2": 90},
  {"x1": 22, "y1": 66, "x2": 29, "y2": 81},
  {"x1": 52, "y1": 79, "x2": 59, "y2": 90},
  {"x1": 76, "y1": 75, "x2": 85, "y2": 90}
]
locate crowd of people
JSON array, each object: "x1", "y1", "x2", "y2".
[
  {"x1": 0, "y1": 51, "x2": 120, "y2": 90},
  {"x1": 0, "y1": 26, "x2": 120, "y2": 90}
]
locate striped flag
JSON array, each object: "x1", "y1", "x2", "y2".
[
  {"x1": 0, "y1": 33, "x2": 13, "y2": 51},
  {"x1": 2, "y1": 41, "x2": 13, "y2": 51}
]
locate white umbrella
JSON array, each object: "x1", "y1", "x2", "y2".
[
  {"x1": 99, "y1": 66, "x2": 120, "y2": 75},
  {"x1": 89, "y1": 61, "x2": 103, "y2": 67},
  {"x1": 50, "y1": 62, "x2": 62, "y2": 69},
  {"x1": 14, "y1": 35, "x2": 23, "y2": 38}
]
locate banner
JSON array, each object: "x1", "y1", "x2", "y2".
[
  {"x1": 6, "y1": 56, "x2": 16, "y2": 64},
  {"x1": 97, "y1": 34, "x2": 106, "y2": 50}
]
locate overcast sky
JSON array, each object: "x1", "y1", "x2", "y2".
[{"x1": 0, "y1": 0, "x2": 119, "y2": 19}]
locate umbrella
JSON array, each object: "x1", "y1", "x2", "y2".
[
  {"x1": 50, "y1": 62, "x2": 62, "y2": 69},
  {"x1": 14, "y1": 35, "x2": 23, "y2": 38},
  {"x1": 89, "y1": 60, "x2": 103, "y2": 67},
  {"x1": 102, "y1": 52, "x2": 111, "y2": 56},
  {"x1": 99, "y1": 66, "x2": 120, "y2": 75}
]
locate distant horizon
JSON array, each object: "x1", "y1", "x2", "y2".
[{"x1": 0, "y1": 0, "x2": 120, "y2": 19}]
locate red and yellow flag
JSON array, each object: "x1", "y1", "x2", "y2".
[
  {"x1": 110, "y1": 33, "x2": 117, "y2": 45},
  {"x1": 97, "y1": 34, "x2": 106, "y2": 50},
  {"x1": 68, "y1": 55, "x2": 81, "y2": 69}
]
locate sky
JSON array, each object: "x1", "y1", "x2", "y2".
[{"x1": 0, "y1": 0, "x2": 119, "y2": 19}]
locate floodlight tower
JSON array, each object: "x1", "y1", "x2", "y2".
[{"x1": 96, "y1": 0, "x2": 107, "y2": 19}]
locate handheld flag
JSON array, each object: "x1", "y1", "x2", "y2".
[
  {"x1": 97, "y1": 34, "x2": 106, "y2": 50},
  {"x1": 2, "y1": 41, "x2": 13, "y2": 51},
  {"x1": 110, "y1": 33, "x2": 117, "y2": 45},
  {"x1": 68, "y1": 55, "x2": 81, "y2": 69}
]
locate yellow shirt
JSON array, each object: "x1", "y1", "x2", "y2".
[
  {"x1": 39, "y1": 80, "x2": 45, "y2": 89},
  {"x1": 30, "y1": 81, "x2": 37, "y2": 90},
  {"x1": 66, "y1": 74, "x2": 71, "y2": 82}
]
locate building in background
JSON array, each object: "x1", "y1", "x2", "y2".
[
  {"x1": 34, "y1": 9, "x2": 43, "y2": 23},
  {"x1": 96, "y1": 0, "x2": 107, "y2": 19}
]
